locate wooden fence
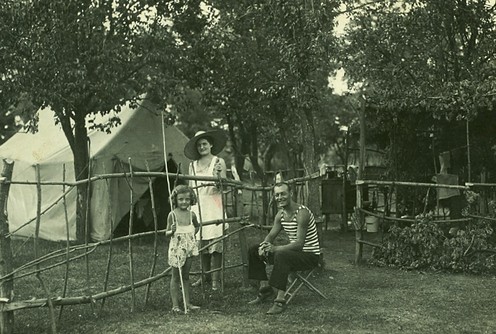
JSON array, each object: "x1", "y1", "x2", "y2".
[
  {"x1": 0, "y1": 159, "x2": 320, "y2": 334},
  {"x1": 353, "y1": 179, "x2": 496, "y2": 263}
]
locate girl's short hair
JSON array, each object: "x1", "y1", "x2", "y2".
[{"x1": 170, "y1": 185, "x2": 197, "y2": 207}]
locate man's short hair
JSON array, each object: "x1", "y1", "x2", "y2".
[{"x1": 273, "y1": 181, "x2": 291, "y2": 192}]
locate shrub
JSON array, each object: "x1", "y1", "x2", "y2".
[
  {"x1": 440, "y1": 221, "x2": 496, "y2": 274},
  {"x1": 372, "y1": 213, "x2": 445, "y2": 269},
  {"x1": 372, "y1": 214, "x2": 496, "y2": 274}
]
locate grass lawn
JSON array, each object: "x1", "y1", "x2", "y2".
[{"x1": 11, "y1": 225, "x2": 496, "y2": 334}]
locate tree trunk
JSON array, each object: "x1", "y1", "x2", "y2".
[
  {"x1": 73, "y1": 113, "x2": 90, "y2": 243},
  {"x1": 302, "y1": 109, "x2": 320, "y2": 216},
  {"x1": 262, "y1": 143, "x2": 277, "y2": 172},
  {"x1": 247, "y1": 123, "x2": 263, "y2": 178},
  {"x1": 226, "y1": 112, "x2": 242, "y2": 176}
]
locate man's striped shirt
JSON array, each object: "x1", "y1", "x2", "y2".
[{"x1": 280, "y1": 205, "x2": 320, "y2": 254}]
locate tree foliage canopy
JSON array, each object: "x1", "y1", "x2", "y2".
[
  {"x1": 1, "y1": 0, "x2": 204, "y2": 240},
  {"x1": 340, "y1": 0, "x2": 496, "y2": 181},
  {"x1": 187, "y1": 1, "x2": 342, "y2": 177},
  {"x1": 342, "y1": 0, "x2": 496, "y2": 118},
  {"x1": 1, "y1": 1, "x2": 187, "y2": 142}
]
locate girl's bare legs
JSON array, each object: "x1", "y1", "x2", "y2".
[
  {"x1": 182, "y1": 257, "x2": 199, "y2": 309},
  {"x1": 170, "y1": 267, "x2": 181, "y2": 310}
]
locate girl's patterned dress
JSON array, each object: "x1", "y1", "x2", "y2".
[{"x1": 168, "y1": 212, "x2": 199, "y2": 268}]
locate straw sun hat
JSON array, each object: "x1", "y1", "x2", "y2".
[{"x1": 184, "y1": 130, "x2": 227, "y2": 160}]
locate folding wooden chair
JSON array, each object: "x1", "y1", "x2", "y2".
[{"x1": 284, "y1": 267, "x2": 327, "y2": 304}]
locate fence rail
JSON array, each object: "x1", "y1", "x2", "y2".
[
  {"x1": 354, "y1": 178, "x2": 496, "y2": 264},
  {"x1": 0, "y1": 160, "x2": 321, "y2": 334}
]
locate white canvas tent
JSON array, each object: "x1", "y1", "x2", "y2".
[{"x1": 0, "y1": 97, "x2": 189, "y2": 241}]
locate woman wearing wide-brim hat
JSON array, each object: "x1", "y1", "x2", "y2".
[{"x1": 184, "y1": 130, "x2": 228, "y2": 291}]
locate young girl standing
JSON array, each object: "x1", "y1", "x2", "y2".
[{"x1": 166, "y1": 185, "x2": 201, "y2": 313}]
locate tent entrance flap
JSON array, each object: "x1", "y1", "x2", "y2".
[{"x1": 112, "y1": 162, "x2": 179, "y2": 238}]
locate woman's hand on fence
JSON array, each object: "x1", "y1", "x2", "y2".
[{"x1": 213, "y1": 160, "x2": 223, "y2": 175}]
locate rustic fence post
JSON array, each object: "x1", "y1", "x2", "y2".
[
  {"x1": 0, "y1": 159, "x2": 15, "y2": 334},
  {"x1": 234, "y1": 189, "x2": 250, "y2": 288},
  {"x1": 355, "y1": 97, "x2": 366, "y2": 264}
]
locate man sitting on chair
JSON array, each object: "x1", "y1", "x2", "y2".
[{"x1": 247, "y1": 181, "x2": 321, "y2": 314}]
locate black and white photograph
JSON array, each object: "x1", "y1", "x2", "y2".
[{"x1": 1, "y1": 0, "x2": 495, "y2": 333}]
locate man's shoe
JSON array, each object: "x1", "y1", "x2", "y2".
[
  {"x1": 266, "y1": 300, "x2": 286, "y2": 315},
  {"x1": 248, "y1": 286, "x2": 274, "y2": 305}
]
